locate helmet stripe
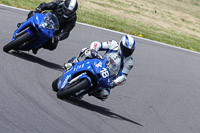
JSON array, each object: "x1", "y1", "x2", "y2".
[
  {"x1": 125, "y1": 35, "x2": 129, "y2": 47},
  {"x1": 69, "y1": 0, "x2": 77, "y2": 11}
]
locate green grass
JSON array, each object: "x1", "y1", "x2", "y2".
[
  {"x1": 0, "y1": 0, "x2": 42, "y2": 9},
  {"x1": 0, "y1": 0, "x2": 200, "y2": 52},
  {"x1": 78, "y1": 7, "x2": 200, "y2": 52}
]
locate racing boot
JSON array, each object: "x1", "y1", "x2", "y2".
[
  {"x1": 92, "y1": 88, "x2": 110, "y2": 101},
  {"x1": 32, "y1": 48, "x2": 39, "y2": 55}
]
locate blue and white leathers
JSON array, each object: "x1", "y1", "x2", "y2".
[
  {"x1": 11, "y1": 12, "x2": 59, "y2": 51},
  {"x1": 89, "y1": 40, "x2": 134, "y2": 86}
]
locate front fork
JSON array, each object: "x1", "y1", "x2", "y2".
[{"x1": 70, "y1": 72, "x2": 93, "y2": 98}]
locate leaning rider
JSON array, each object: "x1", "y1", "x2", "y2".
[
  {"x1": 64, "y1": 35, "x2": 136, "y2": 101},
  {"x1": 18, "y1": 0, "x2": 78, "y2": 54}
]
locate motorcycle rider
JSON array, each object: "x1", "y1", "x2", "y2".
[
  {"x1": 18, "y1": 0, "x2": 78, "y2": 54},
  {"x1": 64, "y1": 35, "x2": 136, "y2": 101}
]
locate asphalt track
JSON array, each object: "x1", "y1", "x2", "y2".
[{"x1": 0, "y1": 4, "x2": 200, "y2": 133}]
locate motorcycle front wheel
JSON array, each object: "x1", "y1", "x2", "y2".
[
  {"x1": 3, "y1": 32, "x2": 31, "y2": 52},
  {"x1": 57, "y1": 78, "x2": 89, "y2": 100},
  {"x1": 52, "y1": 77, "x2": 59, "y2": 92}
]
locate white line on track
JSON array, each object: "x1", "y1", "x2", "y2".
[{"x1": 0, "y1": 4, "x2": 199, "y2": 55}]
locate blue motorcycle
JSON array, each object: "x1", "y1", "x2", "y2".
[
  {"x1": 52, "y1": 57, "x2": 116, "y2": 100},
  {"x1": 3, "y1": 12, "x2": 59, "y2": 53}
]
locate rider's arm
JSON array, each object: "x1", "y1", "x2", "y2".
[
  {"x1": 90, "y1": 40, "x2": 118, "y2": 51},
  {"x1": 112, "y1": 57, "x2": 134, "y2": 87},
  {"x1": 56, "y1": 16, "x2": 77, "y2": 41},
  {"x1": 36, "y1": 1, "x2": 61, "y2": 11},
  {"x1": 56, "y1": 23, "x2": 75, "y2": 41}
]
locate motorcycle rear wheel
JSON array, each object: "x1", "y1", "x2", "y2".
[
  {"x1": 3, "y1": 32, "x2": 31, "y2": 52},
  {"x1": 57, "y1": 78, "x2": 89, "y2": 100}
]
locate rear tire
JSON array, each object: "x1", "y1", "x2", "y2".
[
  {"x1": 57, "y1": 79, "x2": 89, "y2": 100},
  {"x1": 3, "y1": 32, "x2": 31, "y2": 52},
  {"x1": 52, "y1": 78, "x2": 59, "y2": 92}
]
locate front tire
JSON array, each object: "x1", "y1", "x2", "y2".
[
  {"x1": 3, "y1": 32, "x2": 31, "y2": 52},
  {"x1": 57, "y1": 78, "x2": 89, "y2": 100},
  {"x1": 52, "y1": 78, "x2": 59, "y2": 92}
]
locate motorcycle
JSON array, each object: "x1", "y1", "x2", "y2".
[
  {"x1": 52, "y1": 57, "x2": 116, "y2": 100},
  {"x1": 3, "y1": 12, "x2": 59, "y2": 53}
]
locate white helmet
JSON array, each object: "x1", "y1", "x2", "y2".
[
  {"x1": 62, "y1": 0, "x2": 78, "y2": 18},
  {"x1": 119, "y1": 35, "x2": 135, "y2": 57}
]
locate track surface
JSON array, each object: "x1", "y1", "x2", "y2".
[{"x1": 0, "y1": 5, "x2": 200, "y2": 133}]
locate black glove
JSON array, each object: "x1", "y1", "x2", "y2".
[
  {"x1": 109, "y1": 81, "x2": 117, "y2": 89},
  {"x1": 27, "y1": 11, "x2": 35, "y2": 19},
  {"x1": 91, "y1": 49, "x2": 103, "y2": 59},
  {"x1": 54, "y1": 36, "x2": 60, "y2": 42},
  {"x1": 35, "y1": 8, "x2": 42, "y2": 13}
]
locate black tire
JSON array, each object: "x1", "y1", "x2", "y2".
[
  {"x1": 3, "y1": 32, "x2": 31, "y2": 52},
  {"x1": 57, "y1": 78, "x2": 89, "y2": 100},
  {"x1": 52, "y1": 78, "x2": 59, "y2": 92}
]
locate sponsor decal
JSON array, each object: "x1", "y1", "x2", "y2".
[
  {"x1": 95, "y1": 61, "x2": 102, "y2": 68},
  {"x1": 61, "y1": 75, "x2": 70, "y2": 88},
  {"x1": 93, "y1": 43, "x2": 98, "y2": 50},
  {"x1": 73, "y1": 64, "x2": 84, "y2": 71}
]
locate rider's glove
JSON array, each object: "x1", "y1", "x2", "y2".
[
  {"x1": 91, "y1": 49, "x2": 103, "y2": 60},
  {"x1": 109, "y1": 81, "x2": 117, "y2": 89},
  {"x1": 54, "y1": 36, "x2": 60, "y2": 42},
  {"x1": 35, "y1": 8, "x2": 42, "y2": 13},
  {"x1": 64, "y1": 63, "x2": 73, "y2": 70}
]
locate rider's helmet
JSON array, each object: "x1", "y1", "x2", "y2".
[
  {"x1": 119, "y1": 35, "x2": 136, "y2": 57},
  {"x1": 62, "y1": 0, "x2": 78, "y2": 18}
]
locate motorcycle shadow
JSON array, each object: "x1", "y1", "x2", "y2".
[
  {"x1": 64, "y1": 97, "x2": 143, "y2": 126},
  {"x1": 9, "y1": 51, "x2": 64, "y2": 72}
]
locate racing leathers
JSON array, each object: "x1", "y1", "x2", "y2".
[
  {"x1": 65, "y1": 40, "x2": 134, "y2": 100},
  {"x1": 36, "y1": 1, "x2": 77, "y2": 42}
]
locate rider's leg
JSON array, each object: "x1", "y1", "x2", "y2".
[
  {"x1": 42, "y1": 40, "x2": 58, "y2": 50},
  {"x1": 92, "y1": 88, "x2": 110, "y2": 101},
  {"x1": 32, "y1": 40, "x2": 58, "y2": 54}
]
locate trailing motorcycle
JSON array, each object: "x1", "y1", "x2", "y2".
[{"x1": 3, "y1": 12, "x2": 59, "y2": 53}]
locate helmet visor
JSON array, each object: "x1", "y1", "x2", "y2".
[
  {"x1": 120, "y1": 42, "x2": 135, "y2": 57},
  {"x1": 62, "y1": 4, "x2": 73, "y2": 16}
]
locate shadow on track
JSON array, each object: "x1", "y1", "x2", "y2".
[
  {"x1": 64, "y1": 97, "x2": 143, "y2": 127},
  {"x1": 10, "y1": 51, "x2": 64, "y2": 72}
]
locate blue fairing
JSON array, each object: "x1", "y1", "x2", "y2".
[
  {"x1": 11, "y1": 12, "x2": 59, "y2": 51},
  {"x1": 58, "y1": 58, "x2": 114, "y2": 92}
]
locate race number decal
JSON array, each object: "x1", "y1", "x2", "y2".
[{"x1": 100, "y1": 68, "x2": 109, "y2": 78}]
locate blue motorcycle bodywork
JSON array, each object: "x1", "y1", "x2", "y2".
[
  {"x1": 57, "y1": 57, "x2": 114, "y2": 95},
  {"x1": 11, "y1": 12, "x2": 57, "y2": 51}
]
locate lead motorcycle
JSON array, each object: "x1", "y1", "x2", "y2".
[
  {"x1": 52, "y1": 57, "x2": 116, "y2": 100},
  {"x1": 3, "y1": 12, "x2": 59, "y2": 53}
]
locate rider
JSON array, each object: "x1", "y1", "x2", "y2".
[
  {"x1": 19, "y1": 0, "x2": 78, "y2": 54},
  {"x1": 64, "y1": 35, "x2": 136, "y2": 101}
]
